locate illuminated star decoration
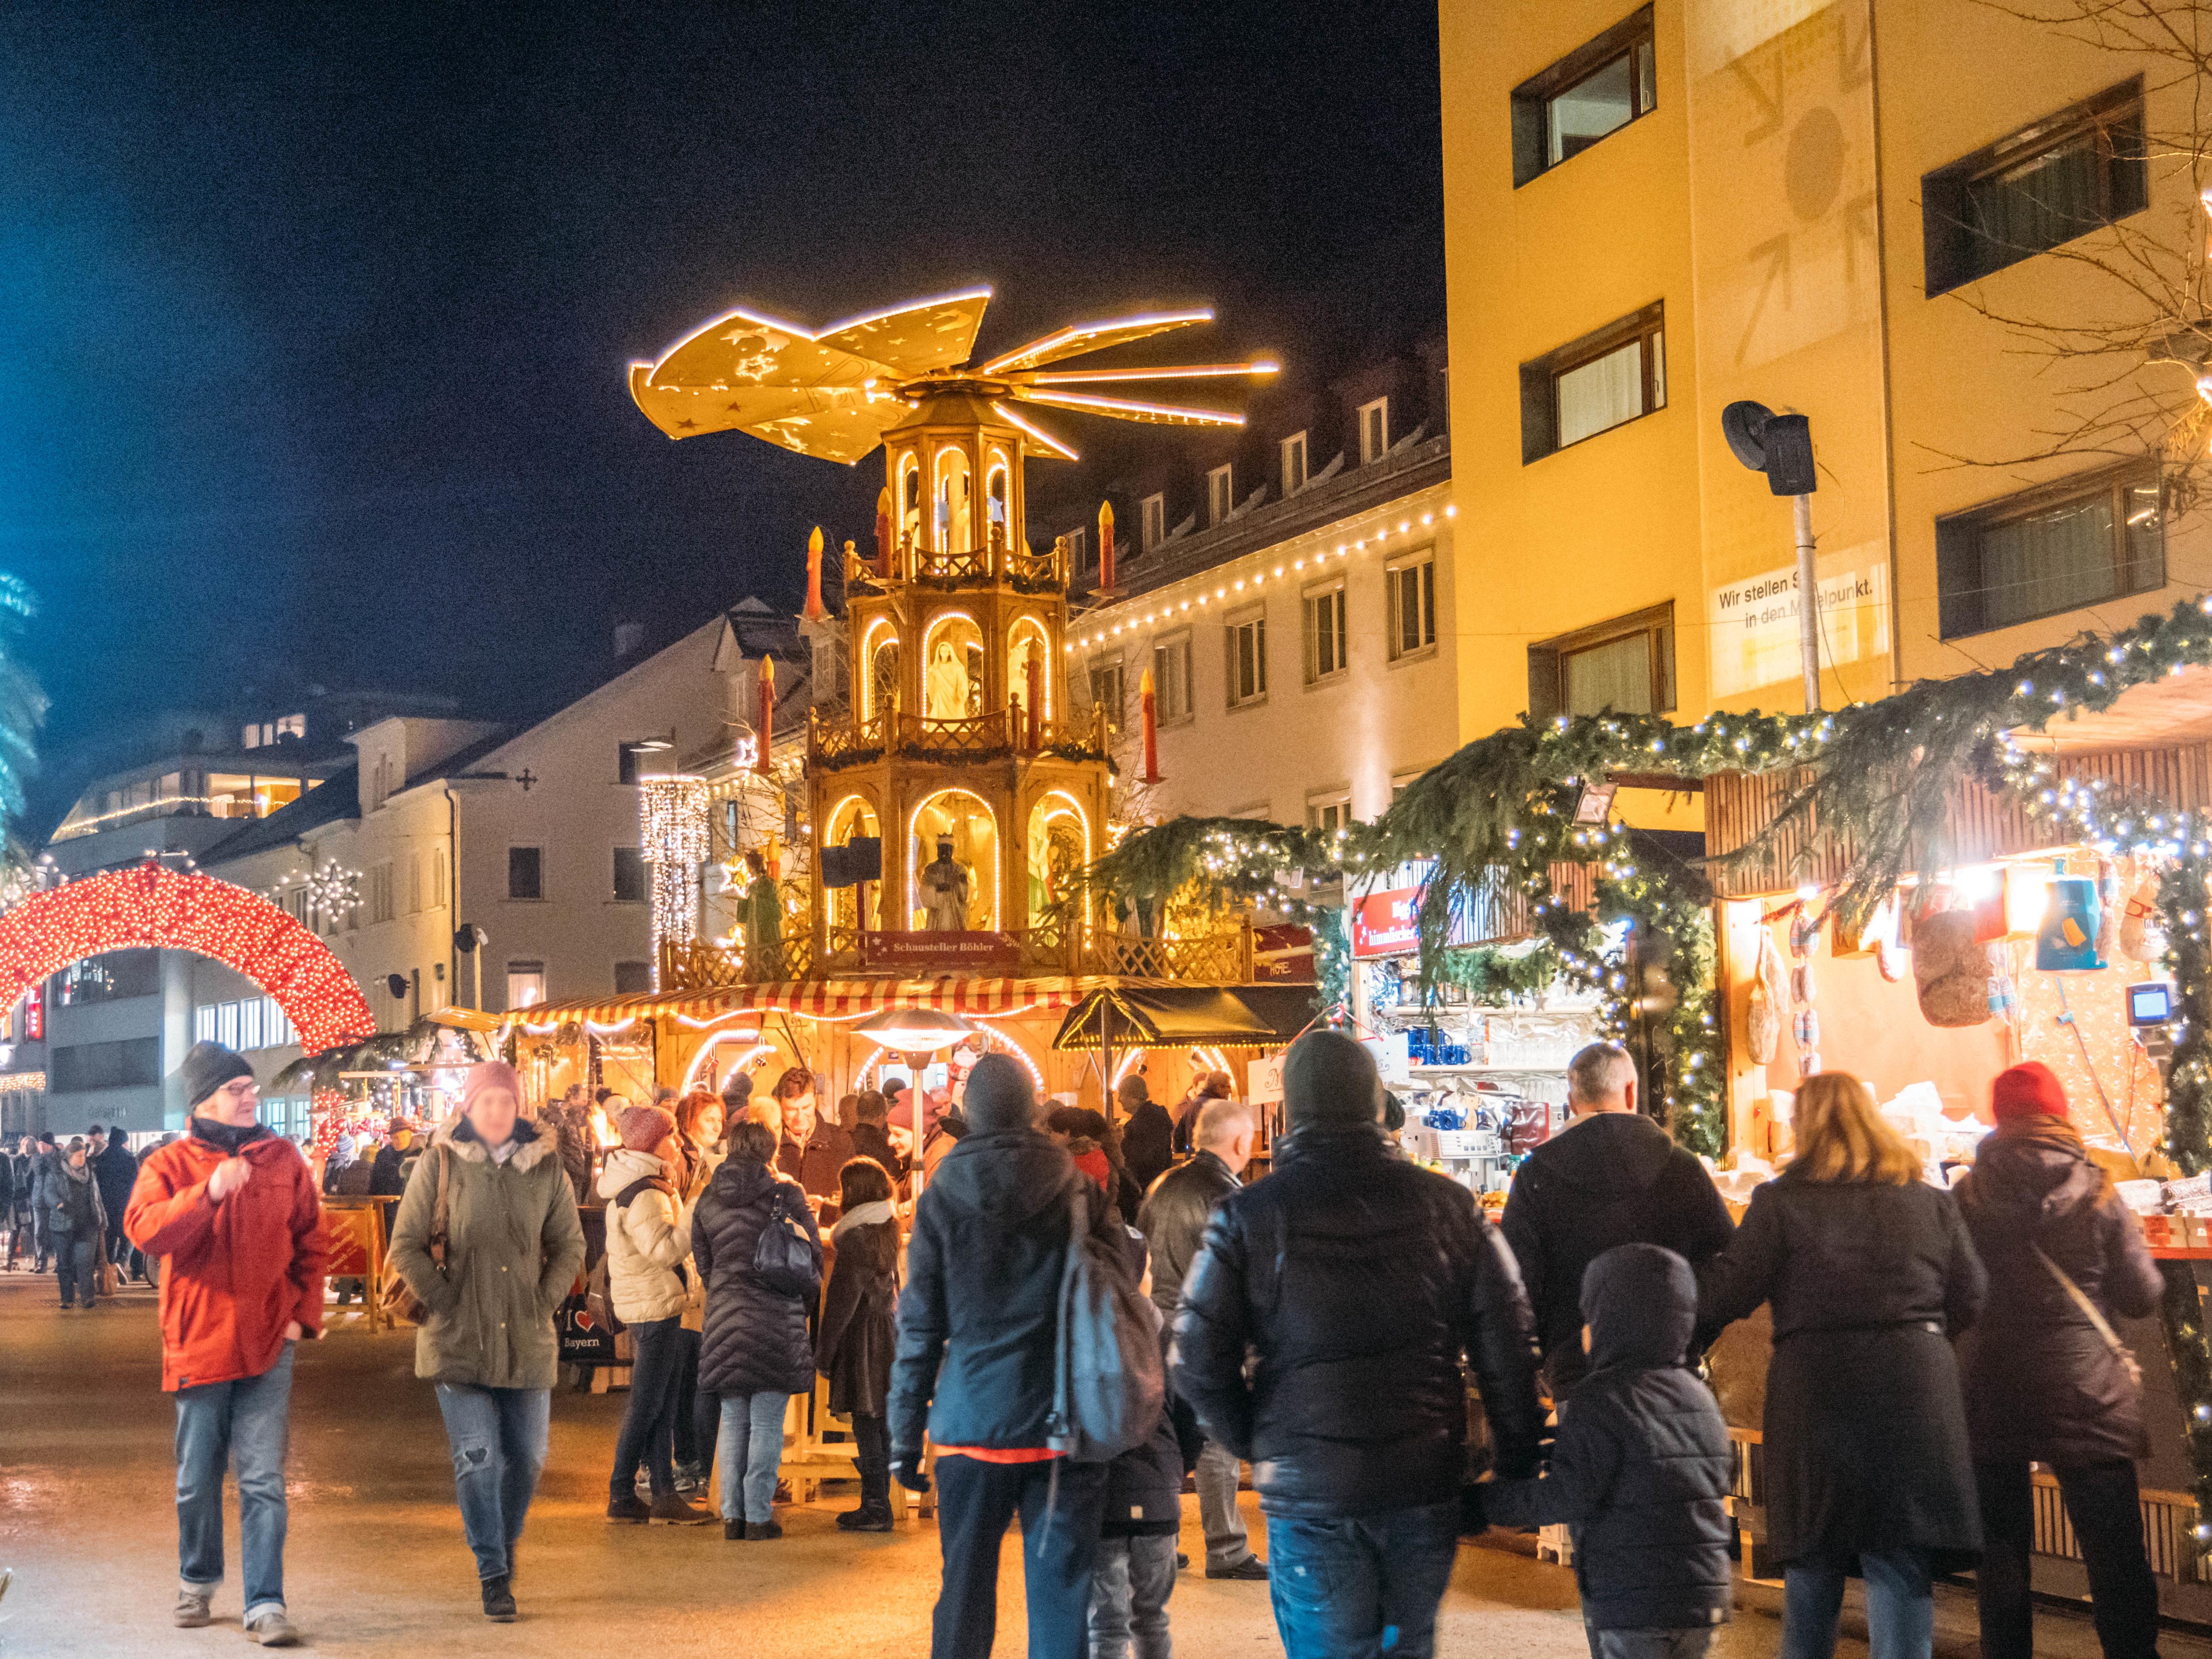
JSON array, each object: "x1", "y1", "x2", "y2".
[{"x1": 628, "y1": 288, "x2": 1278, "y2": 465}]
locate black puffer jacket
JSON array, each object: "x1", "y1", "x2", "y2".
[
  {"x1": 1502, "y1": 1112, "x2": 1735, "y2": 1397},
  {"x1": 1699, "y1": 1172, "x2": 1987, "y2": 1570},
  {"x1": 1485, "y1": 1245, "x2": 1733, "y2": 1631},
  {"x1": 1121, "y1": 1100, "x2": 1175, "y2": 1194},
  {"x1": 1955, "y1": 1121, "x2": 2163, "y2": 1465},
  {"x1": 1172, "y1": 1122, "x2": 1545, "y2": 1519},
  {"x1": 693, "y1": 1156, "x2": 820, "y2": 1397},
  {"x1": 889, "y1": 1129, "x2": 1122, "y2": 1453},
  {"x1": 1135, "y1": 1148, "x2": 1240, "y2": 1320}
]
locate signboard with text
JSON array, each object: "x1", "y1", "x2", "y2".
[
  {"x1": 1708, "y1": 553, "x2": 1889, "y2": 697},
  {"x1": 858, "y1": 931, "x2": 1022, "y2": 975}
]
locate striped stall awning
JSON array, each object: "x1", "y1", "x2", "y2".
[{"x1": 504, "y1": 976, "x2": 1095, "y2": 1031}]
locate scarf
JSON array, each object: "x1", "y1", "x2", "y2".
[
  {"x1": 830, "y1": 1198, "x2": 897, "y2": 1241},
  {"x1": 62, "y1": 1160, "x2": 91, "y2": 1186},
  {"x1": 190, "y1": 1116, "x2": 268, "y2": 1156}
]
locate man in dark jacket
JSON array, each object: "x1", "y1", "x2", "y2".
[
  {"x1": 94, "y1": 1128, "x2": 140, "y2": 1277},
  {"x1": 889, "y1": 1053, "x2": 1125, "y2": 1659},
  {"x1": 1137, "y1": 1095, "x2": 1264, "y2": 1578},
  {"x1": 1955, "y1": 1062, "x2": 2165, "y2": 1659},
  {"x1": 1118, "y1": 1073, "x2": 1173, "y2": 1195},
  {"x1": 1502, "y1": 1042, "x2": 1734, "y2": 1398},
  {"x1": 27, "y1": 1133, "x2": 59, "y2": 1272},
  {"x1": 775, "y1": 1086, "x2": 852, "y2": 1203},
  {"x1": 1174, "y1": 1030, "x2": 1544, "y2": 1659},
  {"x1": 1484, "y1": 1244, "x2": 1733, "y2": 1659}
]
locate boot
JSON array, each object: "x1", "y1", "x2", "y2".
[
  {"x1": 480, "y1": 1575, "x2": 517, "y2": 1623},
  {"x1": 723, "y1": 1518, "x2": 747, "y2": 1541},
  {"x1": 836, "y1": 1504, "x2": 894, "y2": 1532},
  {"x1": 606, "y1": 1491, "x2": 653, "y2": 1524},
  {"x1": 648, "y1": 1491, "x2": 713, "y2": 1525},
  {"x1": 172, "y1": 1588, "x2": 213, "y2": 1628},
  {"x1": 744, "y1": 1520, "x2": 784, "y2": 1540}
]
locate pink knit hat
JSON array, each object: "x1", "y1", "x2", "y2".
[
  {"x1": 462, "y1": 1061, "x2": 524, "y2": 1113},
  {"x1": 617, "y1": 1103, "x2": 676, "y2": 1153}
]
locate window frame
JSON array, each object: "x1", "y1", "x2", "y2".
[
  {"x1": 1088, "y1": 656, "x2": 1126, "y2": 733},
  {"x1": 1527, "y1": 601, "x2": 1677, "y2": 720},
  {"x1": 1206, "y1": 464, "x2": 1234, "y2": 527},
  {"x1": 1280, "y1": 432, "x2": 1309, "y2": 497},
  {"x1": 613, "y1": 959, "x2": 653, "y2": 995},
  {"x1": 1140, "y1": 492, "x2": 1167, "y2": 553},
  {"x1": 1151, "y1": 631, "x2": 1195, "y2": 724},
  {"x1": 1520, "y1": 302, "x2": 1666, "y2": 464},
  {"x1": 1358, "y1": 398, "x2": 1389, "y2": 465},
  {"x1": 1934, "y1": 459, "x2": 2165, "y2": 639},
  {"x1": 1302, "y1": 580, "x2": 1349, "y2": 686},
  {"x1": 1068, "y1": 526, "x2": 1091, "y2": 572},
  {"x1": 611, "y1": 845, "x2": 648, "y2": 904},
  {"x1": 1225, "y1": 606, "x2": 1269, "y2": 710},
  {"x1": 1510, "y1": 6, "x2": 1659, "y2": 188},
  {"x1": 1386, "y1": 549, "x2": 1440, "y2": 661},
  {"x1": 505, "y1": 960, "x2": 548, "y2": 1010},
  {"x1": 1922, "y1": 78, "x2": 2147, "y2": 298},
  {"x1": 1306, "y1": 788, "x2": 1354, "y2": 833},
  {"x1": 507, "y1": 845, "x2": 545, "y2": 902}
]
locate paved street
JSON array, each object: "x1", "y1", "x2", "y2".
[{"x1": 0, "y1": 1271, "x2": 2147, "y2": 1659}]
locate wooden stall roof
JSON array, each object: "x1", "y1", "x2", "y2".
[{"x1": 502, "y1": 975, "x2": 1125, "y2": 1031}]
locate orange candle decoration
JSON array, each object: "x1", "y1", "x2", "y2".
[
  {"x1": 803, "y1": 525, "x2": 827, "y2": 621},
  {"x1": 1098, "y1": 499, "x2": 1115, "y2": 593},
  {"x1": 1025, "y1": 650, "x2": 1043, "y2": 751},
  {"x1": 757, "y1": 653, "x2": 776, "y2": 775},
  {"x1": 1139, "y1": 665, "x2": 1160, "y2": 783}
]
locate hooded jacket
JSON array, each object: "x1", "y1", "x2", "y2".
[
  {"x1": 48, "y1": 1157, "x2": 108, "y2": 1240},
  {"x1": 1172, "y1": 1122, "x2": 1546, "y2": 1519},
  {"x1": 694, "y1": 1154, "x2": 821, "y2": 1397},
  {"x1": 125, "y1": 1120, "x2": 328, "y2": 1391},
  {"x1": 889, "y1": 1128, "x2": 1121, "y2": 1453},
  {"x1": 1954, "y1": 1121, "x2": 2163, "y2": 1464},
  {"x1": 1501, "y1": 1111, "x2": 1736, "y2": 1396},
  {"x1": 1485, "y1": 1245, "x2": 1734, "y2": 1631},
  {"x1": 388, "y1": 1116, "x2": 585, "y2": 1390},
  {"x1": 92, "y1": 1138, "x2": 138, "y2": 1223},
  {"x1": 595, "y1": 1147, "x2": 694, "y2": 1326},
  {"x1": 818, "y1": 1200, "x2": 899, "y2": 1417}
]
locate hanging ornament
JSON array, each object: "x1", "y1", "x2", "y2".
[
  {"x1": 2121, "y1": 870, "x2": 2163, "y2": 962},
  {"x1": 1986, "y1": 945, "x2": 2019, "y2": 1020},
  {"x1": 1913, "y1": 909, "x2": 1993, "y2": 1027},
  {"x1": 2097, "y1": 857, "x2": 2123, "y2": 957},
  {"x1": 1747, "y1": 929, "x2": 1784, "y2": 1064}
]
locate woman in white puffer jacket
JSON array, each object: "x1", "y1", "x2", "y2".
[{"x1": 596, "y1": 1103, "x2": 710, "y2": 1524}]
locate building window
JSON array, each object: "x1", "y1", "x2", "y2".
[
  {"x1": 1358, "y1": 398, "x2": 1389, "y2": 465},
  {"x1": 1303, "y1": 584, "x2": 1348, "y2": 684},
  {"x1": 239, "y1": 997, "x2": 264, "y2": 1052},
  {"x1": 1307, "y1": 790, "x2": 1353, "y2": 833},
  {"x1": 57, "y1": 951, "x2": 159, "y2": 1006},
  {"x1": 1511, "y1": 6, "x2": 1657, "y2": 186},
  {"x1": 612, "y1": 845, "x2": 648, "y2": 903},
  {"x1": 1226, "y1": 610, "x2": 1268, "y2": 707},
  {"x1": 1152, "y1": 633, "x2": 1194, "y2": 722},
  {"x1": 1521, "y1": 303, "x2": 1665, "y2": 462},
  {"x1": 265, "y1": 998, "x2": 295, "y2": 1047},
  {"x1": 407, "y1": 855, "x2": 421, "y2": 914},
  {"x1": 431, "y1": 850, "x2": 448, "y2": 910},
  {"x1": 1207, "y1": 465, "x2": 1234, "y2": 527},
  {"x1": 506, "y1": 961, "x2": 547, "y2": 1010},
  {"x1": 1923, "y1": 80, "x2": 2147, "y2": 297},
  {"x1": 369, "y1": 861, "x2": 395, "y2": 925},
  {"x1": 1387, "y1": 551, "x2": 1439, "y2": 658},
  {"x1": 1088, "y1": 658, "x2": 1126, "y2": 733},
  {"x1": 614, "y1": 960, "x2": 653, "y2": 995},
  {"x1": 1068, "y1": 527, "x2": 1091, "y2": 572},
  {"x1": 1281, "y1": 432, "x2": 1309, "y2": 496},
  {"x1": 1936, "y1": 462, "x2": 2163, "y2": 639},
  {"x1": 50, "y1": 1037, "x2": 160, "y2": 1094},
  {"x1": 507, "y1": 846, "x2": 543, "y2": 901},
  {"x1": 1140, "y1": 493, "x2": 1166, "y2": 553},
  {"x1": 193, "y1": 1004, "x2": 217, "y2": 1045},
  {"x1": 1528, "y1": 603, "x2": 1676, "y2": 718}
]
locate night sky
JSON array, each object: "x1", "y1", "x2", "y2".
[{"x1": 2, "y1": 2, "x2": 1444, "y2": 831}]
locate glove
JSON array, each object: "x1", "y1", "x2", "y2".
[{"x1": 891, "y1": 1451, "x2": 930, "y2": 1494}]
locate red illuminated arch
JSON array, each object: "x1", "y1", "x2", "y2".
[{"x1": 0, "y1": 863, "x2": 374, "y2": 1054}]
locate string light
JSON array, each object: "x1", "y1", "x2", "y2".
[{"x1": 640, "y1": 775, "x2": 712, "y2": 981}]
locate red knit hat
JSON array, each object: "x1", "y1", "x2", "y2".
[
  {"x1": 617, "y1": 1102, "x2": 676, "y2": 1152},
  {"x1": 1991, "y1": 1061, "x2": 2070, "y2": 1124}
]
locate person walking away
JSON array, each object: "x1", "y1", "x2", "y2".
[
  {"x1": 1172, "y1": 1030, "x2": 1545, "y2": 1659},
  {"x1": 694, "y1": 1118, "x2": 822, "y2": 1540},
  {"x1": 818, "y1": 1155, "x2": 899, "y2": 1530},
  {"x1": 1118, "y1": 1074, "x2": 1174, "y2": 1195},
  {"x1": 1137, "y1": 1095, "x2": 1266, "y2": 1580},
  {"x1": 28, "y1": 1133, "x2": 58, "y2": 1272},
  {"x1": 889, "y1": 1053, "x2": 1141, "y2": 1659},
  {"x1": 125, "y1": 1042, "x2": 326, "y2": 1647},
  {"x1": 772, "y1": 1067, "x2": 853, "y2": 1207},
  {"x1": 1482, "y1": 1244, "x2": 1734, "y2": 1659},
  {"x1": 1954, "y1": 1061, "x2": 2163, "y2": 1659},
  {"x1": 95, "y1": 1127, "x2": 141, "y2": 1281},
  {"x1": 597, "y1": 1104, "x2": 711, "y2": 1524},
  {"x1": 387, "y1": 1061, "x2": 583, "y2": 1622},
  {"x1": 1698, "y1": 1071, "x2": 1986, "y2": 1659},
  {"x1": 1501, "y1": 1042, "x2": 1735, "y2": 1399},
  {"x1": 49, "y1": 1137, "x2": 108, "y2": 1308}
]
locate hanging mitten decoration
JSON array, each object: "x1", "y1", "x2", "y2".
[{"x1": 1913, "y1": 909, "x2": 1993, "y2": 1027}]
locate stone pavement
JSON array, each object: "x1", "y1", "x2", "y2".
[{"x1": 0, "y1": 1272, "x2": 2169, "y2": 1657}]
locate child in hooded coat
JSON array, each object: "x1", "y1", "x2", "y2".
[
  {"x1": 1483, "y1": 1243, "x2": 1734, "y2": 1659},
  {"x1": 818, "y1": 1155, "x2": 901, "y2": 1530}
]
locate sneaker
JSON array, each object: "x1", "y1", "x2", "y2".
[
  {"x1": 836, "y1": 1505, "x2": 894, "y2": 1532},
  {"x1": 744, "y1": 1520, "x2": 784, "y2": 1540},
  {"x1": 173, "y1": 1588, "x2": 214, "y2": 1628},
  {"x1": 244, "y1": 1609, "x2": 301, "y2": 1646},
  {"x1": 606, "y1": 1491, "x2": 653, "y2": 1524},
  {"x1": 674, "y1": 1461, "x2": 704, "y2": 1493},
  {"x1": 1206, "y1": 1557, "x2": 1269, "y2": 1581},
  {"x1": 723, "y1": 1519, "x2": 747, "y2": 1541},
  {"x1": 480, "y1": 1575, "x2": 517, "y2": 1623},
  {"x1": 648, "y1": 1492, "x2": 714, "y2": 1525}
]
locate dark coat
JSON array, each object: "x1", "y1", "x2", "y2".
[
  {"x1": 47, "y1": 1161, "x2": 106, "y2": 1240},
  {"x1": 1501, "y1": 1111, "x2": 1736, "y2": 1396},
  {"x1": 1486, "y1": 1245, "x2": 1733, "y2": 1632},
  {"x1": 93, "y1": 1141, "x2": 138, "y2": 1221},
  {"x1": 694, "y1": 1157, "x2": 821, "y2": 1398},
  {"x1": 1121, "y1": 1100, "x2": 1175, "y2": 1194},
  {"x1": 1953, "y1": 1122, "x2": 2163, "y2": 1466},
  {"x1": 1698, "y1": 1173, "x2": 1988, "y2": 1569},
  {"x1": 367, "y1": 1145, "x2": 409, "y2": 1198},
  {"x1": 778, "y1": 1122, "x2": 853, "y2": 1200},
  {"x1": 1172, "y1": 1122, "x2": 1546, "y2": 1519},
  {"x1": 1136, "y1": 1148, "x2": 1240, "y2": 1319},
  {"x1": 818, "y1": 1206, "x2": 899, "y2": 1418},
  {"x1": 1104, "y1": 1225, "x2": 1183, "y2": 1539},
  {"x1": 889, "y1": 1129, "x2": 1122, "y2": 1453}
]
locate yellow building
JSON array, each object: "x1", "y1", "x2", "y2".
[{"x1": 1440, "y1": 0, "x2": 2209, "y2": 745}]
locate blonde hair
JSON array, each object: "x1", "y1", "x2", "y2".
[{"x1": 1788, "y1": 1071, "x2": 1920, "y2": 1186}]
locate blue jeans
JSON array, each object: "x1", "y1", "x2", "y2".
[
  {"x1": 716, "y1": 1391, "x2": 790, "y2": 1524},
  {"x1": 1781, "y1": 1550, "x2": 1933, "y2": 1659},
  {"x1": 434, "y1": 1384, "x2": 550, "y2": 1582},
  {"x1": 1267, "y1": 1498, "x2": 1459, "y2": 1659},
  {"x1": 175, "y1": 1343, "x2": 296, "y2": 1622},
  {"x1": 54, "y1": 1236, "x2": 95, "y2": 1305}
]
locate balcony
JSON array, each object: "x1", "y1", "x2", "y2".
[
  {"x1": 808, "y1": 707, "x2": 1111, "y2": 772},
  {"x1": 661, "y1": 920, "x2": 1253, "y2": 989}
]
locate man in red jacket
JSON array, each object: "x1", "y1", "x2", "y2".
[{"x1": 126, "y1": 1041, "x2": 326, "y2": 1648}]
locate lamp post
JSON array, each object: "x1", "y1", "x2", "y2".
[{"x1": 1722, "y1": 400, "x2": 1821, "y2": 712}]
